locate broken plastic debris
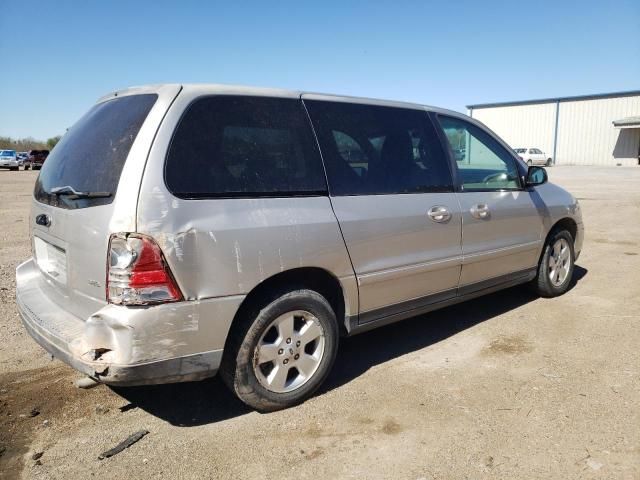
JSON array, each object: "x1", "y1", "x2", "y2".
[
  {"x1": 98, "y1": 430, "x2": 149, "y2": 460},
  {"x1": 75, "y1": 376, "x2": 100, "y2": 389}
]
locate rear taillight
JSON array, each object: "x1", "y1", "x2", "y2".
[{"x1": 107, "y1": 234, "x2": 183, "y2": 305}]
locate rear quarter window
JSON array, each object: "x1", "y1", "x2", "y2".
[
  {"x1": 165, "y1": 96, "x2": 327, "y2": 198},
  {"x1": 34, "y1": 94, "x2": 157, "y2": 209}
]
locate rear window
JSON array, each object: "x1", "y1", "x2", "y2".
[
  {"x1": 165, "y1": 96, "x2": 326, "y2": 198},
  {"x1": 34, "y1": 94, "x2": 157, "y2": 209}
]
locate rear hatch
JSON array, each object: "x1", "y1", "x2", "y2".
[{"x1": 30, "y1": 85, "x2": 181, "y2": 320}]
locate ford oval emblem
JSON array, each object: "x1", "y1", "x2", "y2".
[{"x1": 35, "y1": 214, "x2": 51, "y2": 227}]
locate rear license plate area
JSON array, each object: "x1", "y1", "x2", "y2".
[{"x1": 34, "y1": 237, "x2": 67, "y2": 284}]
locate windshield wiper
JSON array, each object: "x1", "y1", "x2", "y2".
[{"x1": 50, "y1": 185, "x2": 112, "y2": 199}]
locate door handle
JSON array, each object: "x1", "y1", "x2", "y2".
[
  {"x1": 427, "y1": 206, "x2": 451, "y2": 223},
  {"x1": 470, "y1": 203, "x2": 490, "y2": 219}
]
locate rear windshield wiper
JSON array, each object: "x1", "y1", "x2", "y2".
[{"x1": 50, "y1": 185, "x2": 112, "y2": 199}]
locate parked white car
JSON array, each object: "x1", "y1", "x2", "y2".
[{"x1": 514, "y1": 148, "x2": 553, "y2": 166}]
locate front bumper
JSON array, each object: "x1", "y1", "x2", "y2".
[
  {"x1": 16, "y1": 259, "x2": 243, "y2": 386},
  {"x1": 574, "y1": 222, "x2": 584, "y2": 261}
]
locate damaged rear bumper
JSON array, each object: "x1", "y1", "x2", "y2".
[
  {"x1": 18, "y1": 305, "x2": 221, "y2": 385},
  {"x1": 16, "y1": 259, "x2": 242, "y2": 386}
]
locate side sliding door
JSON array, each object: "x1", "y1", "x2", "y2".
[{"x1": 304, "y1": 97, "x2": 463, "y2": 325}]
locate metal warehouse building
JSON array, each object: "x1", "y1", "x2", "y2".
[{"x1": 468, "y1": 91, "x2": 640, "y2": 166}]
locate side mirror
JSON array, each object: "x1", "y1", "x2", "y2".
[{"x1": 525, "y1": 166, "x2": 548, "y2": 186}]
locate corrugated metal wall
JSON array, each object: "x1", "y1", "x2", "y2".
[
  {"x1": 470, "y1": 94, "x2": 640, "y2": 166},
  {"x1": 555, "y1": 96, "x2": 640, "y2": 166},
  {"x1": 472, "y1": 103, "x2": 556, "y2": 158}
]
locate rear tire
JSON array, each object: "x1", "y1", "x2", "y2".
[
  {"x1": 10, "y1": 167, "x2": 18, "y2": 171},
  {"x1": 527, "y1": 160, "x2": 533, "y2": 166},
  {"x1": 220, "y1": 288, "x2": 339, "y2": 412},
  {"x1": 532, "y1": 229, "x2": 575, "y2": 297},
  {"x1": 546, "y1": 158, "x2": 552, "y2": 166}
]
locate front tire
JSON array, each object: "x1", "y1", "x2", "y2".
[
  {"x1": 546, "y1": 158, "x2": 552, "y2": 166},
  {"x1": 527, "y1": 160, "x2": 533, "y2": 166},
  {"x1": 533, "y1": 229, "x2": 575, "y2": 297},
  {"x1": 220, "y1": 288, "x2": 339, "y2": 412}
]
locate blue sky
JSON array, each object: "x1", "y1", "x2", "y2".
[{"x1": 1, "y1": 0, "x2": 638, "y2": 139}]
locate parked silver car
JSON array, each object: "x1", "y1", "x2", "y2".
[
  {"x1": 0, "y1": 149, "x2": 19, "y2": 170},
  {"x1": 16, "y1": 84, "x2": 583, "y2": 411},
  {"x1": 17, "y1": 151, "x2": 29, "y2": 167}
]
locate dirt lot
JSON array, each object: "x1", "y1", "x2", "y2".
[{"x1": 0, "y1": 166, "x2": 638, "y2": 479}]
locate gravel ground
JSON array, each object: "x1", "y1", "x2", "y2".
[{"x1": 0, "y1": 166, "x2": 638, "y2": 480}]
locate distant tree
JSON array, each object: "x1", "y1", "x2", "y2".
[
  {"x1": 46, "y1": 135, "x2": 62, "y2": 149},
  {"x1": 0, "y1": 136, "x2": 47, "y2": 152},
  {"x1": 0, "y1": 135, "x2": 62, "y2": 151}
]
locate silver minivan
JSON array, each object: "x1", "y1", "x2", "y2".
[{"x1": 16, "y1": 84, "x2": 583, "y2": 411}]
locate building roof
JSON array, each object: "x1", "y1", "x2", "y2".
[
  {"x1": 613, "y1": 116, "x2": 640, "y2": 129},
  {"x1": 467, "y1": 90, "x2": 640, "y2": 110}
]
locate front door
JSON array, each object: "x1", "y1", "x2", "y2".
[
  {"x1": 437, "y1": 115, "x2": 543, "y2": 291},
  {"x1": 303, "y1": 97, "x2": 462, "y2": 323}
]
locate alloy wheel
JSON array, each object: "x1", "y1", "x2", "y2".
[
  {"x1": 253, "y1": 310, "x2": 325, "y2": 393},
  {"x1": 548, "y1": 238, "x2": 571, "y2": 286}
]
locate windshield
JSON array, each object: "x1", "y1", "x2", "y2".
[
  {"x1": 0, "y1": 150, "x2": 16, "y2": 157},
  {"x1": 513, "y1": 148, "x2": 526, "y2": 153},
  {"x1": 34, "y1": 94, "x2": 157, "y2": 209}
]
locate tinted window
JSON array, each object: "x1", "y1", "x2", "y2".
[
  {"x1": 438, "y1": 115, "x2": 520, "y2": 191},
  {"x1": 305, "y1": 100, "x2": 452, "y2": 195},
  {"x1": 333, "y1": 131, "x2": 369, "y2": 177},
  {"x1": 35, "y1": 94, "x2": 157, "y2": 209},
  {"x1": 165, "y1": 96, "x2": 326, "y2": 198}
]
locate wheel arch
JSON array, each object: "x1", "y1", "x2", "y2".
[
  {"x1": 537, "y1": 217, "x2": 578, "y2": 265},
  {"x1": 224, "y1": 267, "x2": 349, "y2": 353},
  {"x1": 536, "y1": 216, "x2": 578, "y2": 267},
  {"x1": 549, "y1": 217, "x2": 578, "y2": 242}
]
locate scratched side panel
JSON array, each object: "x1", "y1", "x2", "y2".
[
  {"x1": 136, "y1": 85, "x2": 358, "y2": 323},
  {"x1": 139, "y1": 194, "x2": 356, "y2": 301}
]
